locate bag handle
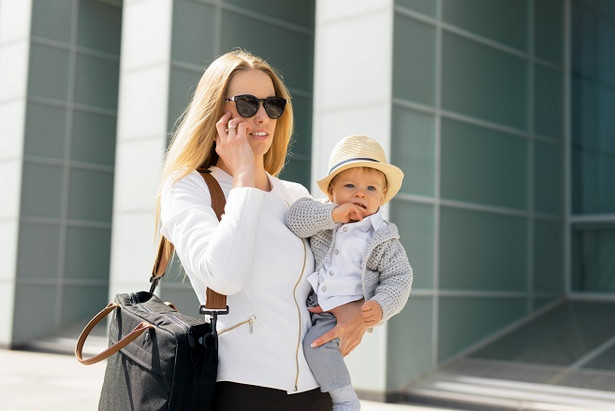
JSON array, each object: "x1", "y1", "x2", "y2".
[
  {"x1": 150, "y1": 170, "x2": 228, "y2": 310},
  {"x1": 75, "y1": 302, "x2": 155, "y2": 365}
]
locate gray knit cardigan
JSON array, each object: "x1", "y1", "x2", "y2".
[{"x1": 286, "y1": 197, "x2": 413, "y2": 323}]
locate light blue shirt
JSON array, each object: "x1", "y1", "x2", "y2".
[{"x1": 308, "y1": 210, "x2": 385, "y2": 311}]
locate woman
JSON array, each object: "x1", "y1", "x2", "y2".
[{"x1": 157, "y1": 49, "x2": 367, "y2": 410}]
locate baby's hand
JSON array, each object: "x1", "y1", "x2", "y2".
[
  {"x1": 361, "y1": 300, "x2": 382, "y2": 326},
  {"x1": 331, "y1": 202, "x2": 364, "y2": 223}
]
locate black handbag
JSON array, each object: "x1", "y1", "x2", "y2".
[{"x1": 75, "y1": 170, "x2": 228, "y2": 411}]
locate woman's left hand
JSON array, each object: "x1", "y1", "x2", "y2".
[{"x1": 308, "y1": 299, "x2": 368, "y2": 357}]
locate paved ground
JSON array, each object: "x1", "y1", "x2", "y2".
[{"x1": 0, "y1": 347, "x2": 451, "y2": 411}]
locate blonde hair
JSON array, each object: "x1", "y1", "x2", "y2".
[{"x1": 154, "y1": 50, "x2": 293, "y2": 249}]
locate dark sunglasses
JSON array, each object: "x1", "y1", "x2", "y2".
[{"x1": 224, "y1": 94, "x2": 286, "y2": 119}]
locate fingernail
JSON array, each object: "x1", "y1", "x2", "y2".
[{"x1": 310, "y1": 343, "x2": 316, "y2": 348}]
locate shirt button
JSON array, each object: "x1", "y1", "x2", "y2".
[
  {"x1": 321, "y1": 285, "x2": 327, "y2": 292},
  {"x1": 343, "y1": 227, "x2": 348, "y2": 232},
  {"x1": 329, "y1": 271, "x2": 334, "y2": 276},
  {"x1": 333, "y1": 249, "x2": 339, "y2": 255}
]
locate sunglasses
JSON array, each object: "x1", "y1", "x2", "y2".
[{"x1": 224, "y1": 94, "x2": 286, "y2": 119}]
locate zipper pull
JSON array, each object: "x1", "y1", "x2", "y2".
[{"x1": 249, "y1": 316, "x2": 256, "y2": 334}]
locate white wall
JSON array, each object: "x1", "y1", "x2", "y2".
[
  {"x1": 0, "y1": 0, "x2": 32, "y2": 346},
  {"x1": 109, "y1": 0, "x2": 173, "y2": 298},
  {"x1": 313, "y1": 0, "x2": 395, "y2": 395}
]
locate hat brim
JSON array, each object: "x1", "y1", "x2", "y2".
[{"x1": 316, "y1": 160, "x2": 404, "y2": 205}]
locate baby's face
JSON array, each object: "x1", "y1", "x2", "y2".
[{"x1": 328, "y1": 167, "x2": 387, "y2": 217}]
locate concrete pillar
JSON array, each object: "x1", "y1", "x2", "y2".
[
  {"x1": 312, "y1": 0, "x2": 395, "y2": 397},
  {"x1": 0, "y1": 0, "x2": 32, "y2": 346},
  {"x1": 109, "y1": 0, "x2": 173, "y2": 298}
]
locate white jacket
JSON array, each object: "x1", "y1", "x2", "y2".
[{"x1": 160, "y1": 167, "x2": 318, "y2": 393}]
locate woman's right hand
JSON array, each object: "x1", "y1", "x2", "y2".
[
  {"x1": 215, "y1": 111, "x2": 256, "y2": 187},
  {"x1": 308, "y1": 300, "x2": 368, "y2": 357}
]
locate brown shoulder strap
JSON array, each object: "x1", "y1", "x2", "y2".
[{"x1": 150, "y1": 169, "x2": 227, "y2": 310}]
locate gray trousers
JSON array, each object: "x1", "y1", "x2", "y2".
[{"x1": 303, "y1": 293, "x2": 352, "y2": 393}]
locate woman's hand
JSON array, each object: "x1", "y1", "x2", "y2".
[
  {"x1": 308, "y1": 300, "x2": 368, "y2": 357},
  {"x1": 214, "y1": 111, "x2": 255, "y2": 186}
]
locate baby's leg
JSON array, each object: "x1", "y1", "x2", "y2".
[{"x1": 303, "y1": 312, "x2": 360, "y2": 410}]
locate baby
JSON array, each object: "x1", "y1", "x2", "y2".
[{"x1": 286, "y1": 135, "x2": 413, "y2": 410}]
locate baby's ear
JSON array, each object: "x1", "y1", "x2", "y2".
[{"x1": 327, "y1": 185, "x2": 334, "y2": 202}]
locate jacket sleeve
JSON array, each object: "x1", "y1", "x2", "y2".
[
  {"x1": 368, "y1": 238, "x2": 413, "y2": 323},
  {"x1": 160, "y1": 171, "x2": 264, "y2": 299},
  {"x1": 285, "y1": 197, "x2": 337, "y2": 238}
]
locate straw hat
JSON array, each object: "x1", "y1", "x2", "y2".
[{"x1": 317, "y1": 135, "x2": 404, "y2": 205}]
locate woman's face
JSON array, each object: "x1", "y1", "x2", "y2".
[{"x1": 224, "y1": 69, "x2": 278, "y2": 158}]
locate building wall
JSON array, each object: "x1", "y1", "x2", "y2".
[
  {"x1": 386, "y1": 0, "x2": 566, "y2": 389},
  {"x1": 1, "y1": 0, "x2": 121, "y2": 346}
]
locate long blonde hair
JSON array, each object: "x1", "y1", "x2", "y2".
[
  {"x1": 161, "y1": 49, "x2": 293, "y2": 184},
  {"x1": 153, "y1": 50, "x2": 294, "y2": 264}
]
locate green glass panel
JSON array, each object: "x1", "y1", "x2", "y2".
[
  {"x1": 572, "y1": 226, "x2": 615, "y2": 292},
  {"x1": 160, "y1": 284, "x2": 200, "y2": 314},
  {"x1": 442, "y1": 32, "x2": 528, "y2": 129},
  {"x1": 21, "y1": 163, "x2": 63, "y2": 218},
  {"x1": 534, "y1": 141, "x2": 564, "y2": 216},
  {"x1": 31, "y1": 0, "x2": 73, "y2": 43},
  {"x1": 78, "y1": 0, "x2": 122, "y2": 54},
  {"x1": 24, "y1": 103, "x2": 66, "y2": 160},
  {"x1": 440, "y1": 206, "x2": 527, "y2": 292},
  {"x1": 391, "y1": 107, "x2": 436, "y2": 197},
  {"x1": 62, "y1": 285, "x2": 108, "y2": 326},
  {"x1": 74, "y1": 53, "x2": 120, "y2": 110},
  {"x1": 168, "y1": 66, "x2": 202, "y2": 133},
  {"x1": 442, "y1": 0, "x2": 528, "y2": 51},
  {"x1": 390, "y1": 201, "x2": 434, "y2": 289},
  {"x1": 287, "y1": 94, "x2": 312, "y2": 160},
  {"x1": 571, "y1": 76, "x2": 615, "y2": 214},
  {"x1": 533, "y1": 218, "x2": 565, "y2": 294},
  {"x1": 534, "y1": 0, "x2": 564, "y2": 65},
  {"x1": 393, "y1": 15, "x2": 436, "y2": 105},
  {"x1": 71, "y1": 110, "x2": 117, "y2": 166},
  {"x1": 387, "y1": 296, "x2": 434, "y2": 389},
  {"x1": 280, "y1": 93, "x2": 311, "y2": 187},
  {"x1": 279, "y1": 161, "x2": 310, "y2": 190},
  {"x1": 17, "y1": 223, "x2": 60, "y2": 279},
  {"x1": 68, "y1": 169, "x2": 114, "y2": 222},
  {"x1": 28, "y1": 45, "x2": 70, "y2": 101},
  {"x1": 470, "y1": 301, "x2": 615, "y2": 366},
  {"x1": 395, "y1": 0, "x2": 437, "y2": 17},
  {"x1": 441, "y1": 118, "x2": 528, "y2": 210},
  {"x1": 224, "y1": 0, "x2": 315, "y2": 28},
  {"x1": 572, "y1": 75, "x2": 615, "y2": 155},
  {"x1": 533, "y1": 296, "x2": 560, "y2": 312},
  {"x1": 13, "y1": 284, "x2": 58, "y2": 343},
  {"x1": 534, "y1": 64, "x2": 564, "y2": 139},
  {"x1": 439, "y1": 296, "x2": 527, "y2": 361},
  {"x1": 171, "y1": 0, "x2": 216, "y2": 66},
  {"x1": 65, "y1": 227, "x2": 111, "y2": 280},
  {"x1": 220, "y1": 11, "x2": 313, "y2": 92},
  {"x1": 572, "y1": 1, "x2": 615, "y2": 88}
]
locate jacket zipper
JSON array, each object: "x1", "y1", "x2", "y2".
[
  {"x1": 219, "y1": 315, "x2": 256, "y2": 336},
  {"x1": 292, "y1": 239, "x2": 307, "y2": 391}
]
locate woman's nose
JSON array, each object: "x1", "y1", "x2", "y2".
[{"x1": 253, "y1": 103, "x2": 268, "y2": 123}]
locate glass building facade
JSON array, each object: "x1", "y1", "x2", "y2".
[{"x1": 1, "y1": 0, "x2": 614, "y2": 408}]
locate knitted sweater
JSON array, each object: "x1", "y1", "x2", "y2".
[{"x1": 286, "y1": 197, "x2": 413, "y2": 323}]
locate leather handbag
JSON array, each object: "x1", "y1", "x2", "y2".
[{"x1": 75, "y1": 170, "x2": 228, "y2": 411}]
